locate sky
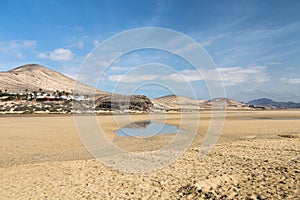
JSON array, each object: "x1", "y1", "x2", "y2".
[{"x1": 0, "y1": 0, "x2": 300, "y2": 102}]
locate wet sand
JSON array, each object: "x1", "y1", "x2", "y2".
[{"x1": 0, "y1": 111, "x2": 300, "y2": 199}]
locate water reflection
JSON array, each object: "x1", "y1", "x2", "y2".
[
  {"x1": 123, "y1": 120, "x2": 151, "y2": 129},
  {"x1": 115, "y1": 121, "x2": 185, "y2": 137}
]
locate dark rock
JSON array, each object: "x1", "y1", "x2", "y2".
[{"x1": 95, "y1": 94, "x2": 153, "y2": 111}]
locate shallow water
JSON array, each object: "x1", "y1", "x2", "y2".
[{"x1": 115, "y1": 120, "x2": 185, "y2": 137}]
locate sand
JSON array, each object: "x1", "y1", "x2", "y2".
[{"x1": 0, "y1": 111, "x2": 300, "y2": 199}]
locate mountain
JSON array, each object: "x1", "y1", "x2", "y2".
[
  {"x1": 247, "y1": 98, "x2": 300, "y2": 109},
  {"x1": 0, "y1": 64, "x2": 154, "y2": 113},
  {"x1": 0, "y1": 64, "x2": 108, "y2": 95},
  {"x1": 152, "y1": 95, "x2": 249, "y2": 110}
]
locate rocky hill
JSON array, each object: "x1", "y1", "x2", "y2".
[
  {"x1": 247, "y1": 98, "x2": 300, "y2": 109},
  {"x1": 0, "y1": 64, "x2": 108, "y2": 95}
]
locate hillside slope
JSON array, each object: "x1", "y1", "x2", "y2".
[{"x1": 0, "y1": 64, "x2": 108, "y2": 95}]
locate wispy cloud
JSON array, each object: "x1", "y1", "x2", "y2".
[
  {"x1": 0, "y1": 40, "x2": 36, "y2": 51},
  {"x1": 146, "y1": 1, "x2": 165, "y2": 26},
  {"x1": 173, "y1": 43, "x2": 197, "y2": 54},
  {"x1": 0, "y1": 40, "x2": 36, "y2": 58},
  {"x1": 108, "y1": 74, "x2": 160, "y2": 83},
  {"x1": 66, "y1": 41, "x2": 85, "y2": 49},
  {"x1": 203, "y1": 20, "x2": 300, "y2": 68},
  {"x1": 201, "y1": 34, "x2": 225, "y2": 47},
  {"x1": 265, "y1": 62, "x2": 282, "y2": 65}
]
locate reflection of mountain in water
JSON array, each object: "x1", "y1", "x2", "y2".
[
  {"x1": 123, "y1": 121, "x2": 151, "y2": 129},
  {"x1": 115, "y1": 121, "x2": 185, "y2": 137}
]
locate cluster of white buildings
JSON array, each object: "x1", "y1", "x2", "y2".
[{"x1": 34, "y1": 93, "x2": 90, "y2": 101}]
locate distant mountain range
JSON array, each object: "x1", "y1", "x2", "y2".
[
  {"x1": 247, "y1": 98, "x2": 300, "y2": 109},
  {"x1": 152, "y1": 94, "x2": 250, "y2": 111},
  {"x1": 1, "y1": 64, "x2": 298, "y2": 112}
]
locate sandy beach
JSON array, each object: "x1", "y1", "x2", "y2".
[{"x1": 1, "y1": 111, "x2": 300, "y2": 199}]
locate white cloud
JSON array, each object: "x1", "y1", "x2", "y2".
[
  {"x1": 38, "y1": 48, "x2": 74, "y2": 61},
  {"x1": 110, "y1": 66, "x2": 132, "y2": 71},
  {"x1": 218, "y1": 66, "x2": 270, "y2": 85},
  {"x1": 108, "y1": 74, "x2": 160, "y2": 83},
  {"x1": 37, "y1": 53, "x2": 48, "y2": 59},
  {"x1": 289, "y1": 78, "x2": 300, "y2": 84},
  {"x1": 50, "y1": 48, "x2": 73, "y2": 61},
  {"x1": 281, "y1": 77, "x2": 300, "y2": 84}
]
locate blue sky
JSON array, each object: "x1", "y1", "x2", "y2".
[{"x1": 0, "y1": 0, "x2": 300, "y2": 102}]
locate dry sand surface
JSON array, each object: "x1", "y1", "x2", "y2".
[{"x1": 0, "y1": 111, "x2": 300, "y2": 199}]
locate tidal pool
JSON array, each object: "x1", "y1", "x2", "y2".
[{"x1": 115, "y1": 120, "x2": 185, "y2": 137}]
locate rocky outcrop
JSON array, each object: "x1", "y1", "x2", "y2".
[{"x1": 95, "y1": 94, "x2": 153, "y2": 111}]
